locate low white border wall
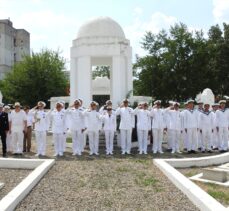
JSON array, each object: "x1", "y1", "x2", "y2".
[
  {"x1": 0, "y1": 158, "x2": 55, "y2": 211},
  {"x1": 165, "y1": 152, "x2": 229, "y2": 168},
  {"x1": 154, "y1": 152, "x2": 229, "y2": 211}
]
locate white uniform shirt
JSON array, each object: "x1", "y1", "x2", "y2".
[
  {"x1": 10, "y1": 110, "x2": 27, "y2": 132},
  {"x1": 101, "y1": 113, "x2": 116, "y2": 131},
  {"x1": 50, "y1": 110, "x2": 66, "y2": 133},
  {"x1": 26, "y1": 112, "x2": 34, "y2": 127},
  {"x1": 167, "y1": 110, "x2": 182, "y2": 131},
  {"x1": 198, "y1": 111, "x2": 214, "y2": 130},
  {"x1": 67, "y1": 107, "x2": 84, "y2": 131},
  {"x1": 116, "y1": 107, "x2": 134, "y2": 130},
  {"x1": 183, "y1": 109, "x2": 198, "y2": 129},
  {"x1": 150, "y1": 108, "x2": 165, "y2": 129},
  {"x1": 134, "y1": 108, "x2": 151, "y2": 130},
  {"x1": 215, "y1": 109, "x2": 229, "y2": 128},
  {"x1": 34, "y1": 110, "x2": 49, "y2": 131},
  {"x1": 84, "y1": 110, "x2": 101, "y2": 131}
]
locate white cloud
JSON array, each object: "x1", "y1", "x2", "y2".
[
  {"x1": 124, "y1": 11, "x2": 177, "y2": 58},
  {"x1": 213, "y1": 0, "x2": 229, "y2": 22}
]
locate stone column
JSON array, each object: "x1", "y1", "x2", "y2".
[
  {"x1": 76, "y1": 56, "x2": 91, "y2": 107},
  {"x1": 70, "y1": 58, "x2": 77, "y2": 103},
  {"x1": 111, "y1": 56, "x2": 126, "y2": 107}
]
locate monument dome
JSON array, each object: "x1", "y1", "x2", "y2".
[{"x1": 76, "y1": 16, "x2": 126, "y2": 39}]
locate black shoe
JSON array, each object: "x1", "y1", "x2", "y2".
[
  {"x1": 188, "y1": 151, "x2": 192, "y2": 154},
  {"x1": 192, "y1": 150, "x2": 197, "y2": 154},
  {"x1": 183, "y1": 148, "x2": 187, "y2": 151},
  {"x1": 207, "y1": 150, "x2": 213, "y2": 153},
  {"x1": 202, "y1": 150, "x2": 205, "y2": 153}
]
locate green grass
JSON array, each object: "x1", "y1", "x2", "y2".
[{"x1": 207, "y1": 190, "x2": 229, "y2": 204}]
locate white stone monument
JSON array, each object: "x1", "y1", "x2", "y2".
[
  {"x1": 201, "y1": 88, "x2": 215, "y2": 105},
  {"x1": 70, "y1": 17, "x2": 133, "y2": 107}
]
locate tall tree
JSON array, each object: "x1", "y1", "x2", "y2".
[{"x1": 0, "y1": 49, "x2": 68, "y2": 107}]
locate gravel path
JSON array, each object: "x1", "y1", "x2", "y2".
[
  {"x1": 16, "y1": 158, "x2": 198, "y2": 211},
  {"x1": 0, "y1": 169, "x2": 31, "y2": 200}
]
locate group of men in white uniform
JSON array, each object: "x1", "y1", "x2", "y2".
[{"x1": 1, "y1": 97, "x2": 229, "y2": 157}]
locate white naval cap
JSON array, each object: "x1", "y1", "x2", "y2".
[
  {"x1": 154, "y1": 100, "x2": 161, "y2": 105},
  {"x1": 74, "y1": 99, "x2": 80, "y2": 104},
  {"x1": 186, "y1": 99, "x2": 195, "y2": 104},
  {"x1": 14, "y1": 102, "x2": 21, "y2": 107},
  {"x1": 3, "y1": 105, "x2": 10, "y2": 109},
  {"x1": 0, "y1": 103, "x2": 4, "y2": 107},
  {"x1": 56, "y1": 101, "x2": 63, "y2": 107},
  {"x1": 123, "y1": 99, "x2": 129, "y2": 103},
  {"x1": 173, "y1": 102, "x2": 180, "y2": 106},
  {"x1": 106, "y1": 100, "x2": 112, "y2": 105},
  {"x1": 37, "y1": 101, "x2": 46, "y2": 108},
  {"x1": 219, "y1": 100, "x2": 226, "y2": 104},
  {"x1": 90, "y1": 101, "x2": 98, "y2": 106},
  {"x1": 169, "y1": 100, "x2": 174, "y2": 105}
]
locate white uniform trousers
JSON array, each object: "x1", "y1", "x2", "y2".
[
  {"x1": 81, "y1": 130, "x2": 87, "y2": 153},
  {"x1": 12, "y1": 131, "x2": 24, "y2": 153},
  {"x1": 53, "y1": 133, "x2": 65, "y2": 155},
  {"x1": 6, "y1": 132, "x2": 13, "y2": 152},
  {"x1": 171, "y1": 130, "x2": 181, "y2": 152},
  {"x1": 88, "y1": 131, "x2": 99, "y2": 154},
  {"x1": 181, "y1": 131, "x2": 188, "y2": 150},
  {"x1": 137, "y1": 129, "x2": 148, "y2": 153},
  {"x1": 167, "y1": 129, "x2": 173, "y2": 149},
  {"x1": 63, "y1": 132, "x2": 67, "y2": 152},
  {"x1": 104, "y1": 130, "x2": 114, "y2": 154},
  {"x1": 218, "y1": 127, "x2": 229, "y2": 151},
  {"x1": 35, "y1": 131, "x2": 47, "y2": 155},
  {"x1": 197, "y1": 130, "x2": 203, "y2": 149},
  {"x1": 212, "y1": 129, "x2": 219, "y2": 148},
  {"x1": 201, "y1": 129, "x2": 212, "y2": 151},
  {"x1": 186, "y1": 128, "x2": 198, "y2": 151},
  {"x1": 71, "y1": 130, "x2": 83, "y2": 155},
  {"x1": 120, "y1": 129, "x2": 132, "y2": 153},
  {"x1": 152, "y1": 129, "x2": 163, "y2": 153}
]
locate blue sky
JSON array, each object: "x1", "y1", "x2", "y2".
[{"x1": 1, "y1": 0, "x2": 229, "y2": 69}]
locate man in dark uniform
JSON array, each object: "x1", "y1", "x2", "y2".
[{"x1": 0, "y1": 103, "x2": 9, "y2": 157}]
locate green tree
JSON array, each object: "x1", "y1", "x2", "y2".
[
  {"x1": 0, "y1": 49, "x2": 68, "y2": 107},
  {"x1": 134, "y1": 23, "x2": 224, "y2": 102}
]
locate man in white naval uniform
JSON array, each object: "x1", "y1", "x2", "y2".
[
  {"x1": 165, "y1": 101, "x2": 174, "y2": 151},
  {"x1": 9, "y1": 102, "x2": 27, "y2": 155},
  {"x1": 67, "y1": 99, "x2": 86, "y2": 156},
  {"x1": 101, "y1": 106, "x2": 116, "y2": 155},
  {"x1": 84, "y1": 101, "x2": 101, "y2": 155},
  {"x1": 167, "y1": 102, "x2": 182, "y2": 154},
  {"x1": 116, "y1": 99, "x2": 134, "y2": 155},
  {"x1": 211, "y1": 103, "x2": 219, "y2": 149},
  {"x1": 180, "y1": 102, "x2": 188, "y2": 151},
  {"x1": 183, "y1": 99, "x2": 198, "y2": 153},
  {"x1": 150, "y1": 100, "x2": 165, "y2": 154},
  {"x1": 216, "y1": 100, "x2": 229, "y2": 152},
  {"x1": 198, "y1": 103, "x2": 214, "y2": 153},
  {"x1": 196, "y1": 102, "x2": 204, "y2": 150},
  {"x1": 50, "y1": 102, "x2": 66, "y2": 156},
  {"x1": 134, "y1": 102, "x2": 151, "y2": 154},
  {"x1": 32, "y1": 101, "x2": 49, "y2": 156},
  {"x1": 79, "y1": 98, "x2": 87, "y2": 153}
]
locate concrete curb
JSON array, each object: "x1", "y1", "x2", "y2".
[
  {"x1": 0, "y1": 159, "x2": 55, "y2": 211},
  {"x1": 154, "y1": 159, "x2": 227, "y2": 211}
]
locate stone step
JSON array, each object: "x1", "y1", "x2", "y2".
[{"x1": 202, "y1": 168, "x2": 229, "y2": 183}]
